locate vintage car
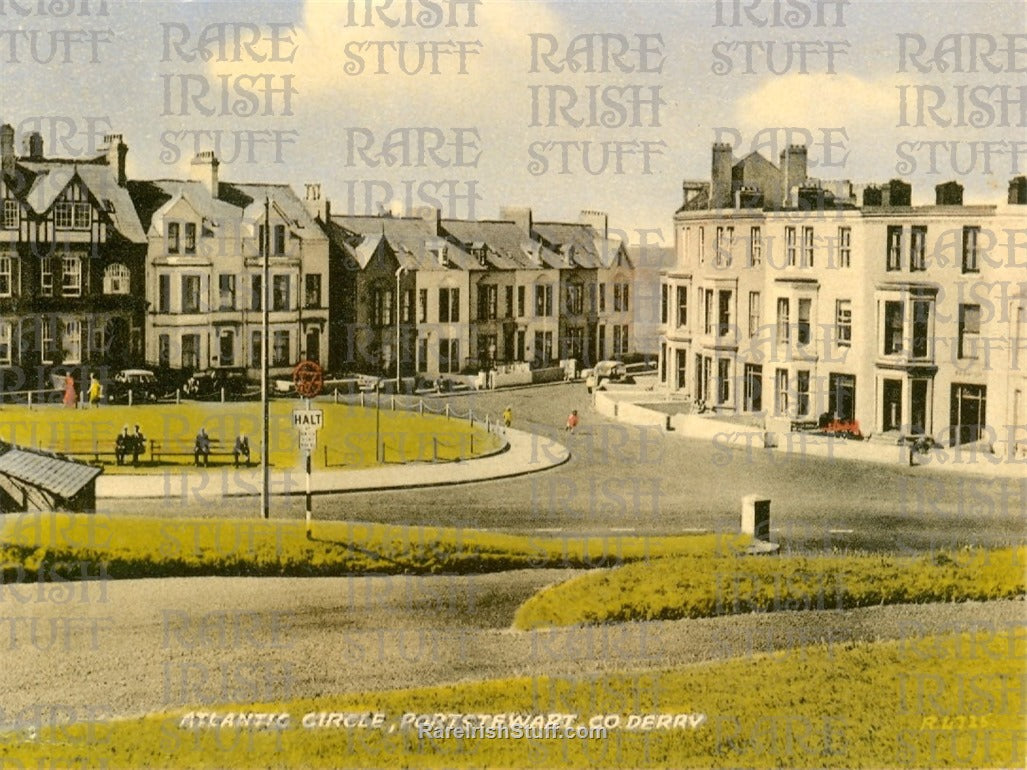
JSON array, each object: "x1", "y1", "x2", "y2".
[
  {"x1": 583, "y1": 360, "x2": 627, "y2": 393},
  {"x1": 106, "y1": 369, "x2": 162, "y2": 404},
  {"x1": 182, "y1": 367, "x2": 250, "y2": 400}
]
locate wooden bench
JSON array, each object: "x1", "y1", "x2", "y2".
[
  {"x1": 149, "y1": 438, "x2": 250, "y2": 466},
  {"x1": 36, "y1": 441, "x2": 140, "y2": 466}
]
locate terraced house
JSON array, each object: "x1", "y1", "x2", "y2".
[
  {"x1": 660, "y1": 141, "x2": 1027, "y2": 453},
  {"x1": 128, "y1": 153, "x2": 329, "y2": 378},
  {"x1": 327, "y1": 206, "x2": 635, "y2": 379},
  {"x1": 0, "y1": 125, "x2": 147, "y2": 387}
]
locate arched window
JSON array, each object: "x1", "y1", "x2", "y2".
[{"x1": 103, "y1": 263, "x2": 130, "y2": 294}]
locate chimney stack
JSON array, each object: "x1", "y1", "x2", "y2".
[
  {"x1": 190, "y1": 151, "x2": 220, "y2": 198},
  {"x1": 711, "y1": 143, "x2": 734, "y2": 209},
  {"x1": 501, "y1": 206, "x2": 533, "y2": 237},
  {"x1": 780, "y1": 145, "x2": 808, "y2": 203},
  {"x1": 882, "y1": 179, "x2": 911, "y2": 207},
  {"x1": 935, "y1": 181, "x2": 963, "y2": 206},
  {"x1": 304, "y1": 182, "x2": 330, "y2": 221},
  {"x1": 24, "y1": 132, "x2": 43, "y2": 160},
  {"x1": 1, "y1": 124, "x2": 14, "y2": 177},
  {"x1": 103, "y1": 133, "x2": 128, "y2": 186},
  {"x1": 578, "y1": 209, "x2": 608, "y2": 239},
  {"x1": 1007, "y1": 176, "x2": 1026, "y2": 205}
]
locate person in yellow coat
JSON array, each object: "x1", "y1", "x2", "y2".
[{"x1": 88, "y1": 375, "x2": 103, "y2": 407}]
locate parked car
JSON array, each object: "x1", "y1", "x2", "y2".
[
  {"x1": 584, "y1": 360, "x2": 627, "y2": 393},
  {"x1": 107, "y1": 369, "x2": 162, "y2": 404},
  {"x1": 182, "y1": 368, "x2": 250, "y2": 400}
]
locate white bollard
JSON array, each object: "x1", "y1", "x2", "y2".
[{"x1": 741, "y1": 495, "x2": 771, "y2": 541}]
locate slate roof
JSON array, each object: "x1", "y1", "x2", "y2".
[
  {"x1": 16, "y1": 159, "x2": 147, "y2": 243},
  {"x1": 441, "y1": 219, "x2": 558, "y2": 270},
  {"x1": 0, "y1": 444, "x2": 102, "y2": 500},
  {"x1": 128, "y1": 180, "x2": 325, "y2": 241},
  {"x1": 330, "y1": 215, "x2": 478, "y2": 272},
  {"x1": 533, "y1": 222, "x2": 629, "y2": 269}
]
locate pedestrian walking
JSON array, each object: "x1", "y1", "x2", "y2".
[
  {"x1": 62, "y1": 374, "x2": 77, "y2": 409},
  {"x1": 88, "y1": 376, "x2": 102, "y2": 407},
  {"x1": 503, "y1": 405, "x2": 512, "y2": 429},
  {"x1": 565, "y1": 409, "x2": 579, "y2": 434}
]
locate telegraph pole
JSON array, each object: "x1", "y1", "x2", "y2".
[{"x1": 261, "y1": 195, "x2": 271, "y2": 519}]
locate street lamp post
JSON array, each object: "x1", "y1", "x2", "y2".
[
  {"x1": 261, "y1": 195, "x2": 271, "y2": 519},
  {"x1": 395, "y1": 266, "x2": 406, "y2": 394}
]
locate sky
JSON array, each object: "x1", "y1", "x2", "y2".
[{"x1": 1, "y1": 0, "x2": 1024, "y2": 244}]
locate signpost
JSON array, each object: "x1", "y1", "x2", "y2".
[{"x1": 292, "y1": 361, "x2": 324, "y2": 539}]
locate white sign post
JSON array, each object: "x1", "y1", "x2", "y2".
[{"x1": 293, "y1": 403, "x2": 323, "y2": 539}]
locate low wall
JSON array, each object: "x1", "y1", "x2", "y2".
[
  {"x1": 493, "y1": 364, "x2": 533, "y2": 388},
  {"x1": 532, "y1": 366, "x2": 566, "y2": 385},
  {"x1": 594, "y1": 391, "x2": 670, "y2": 429}
]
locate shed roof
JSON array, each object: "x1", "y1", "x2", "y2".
[{"x1": 0, "y1": 445, "x2": 102, "y2": 499}]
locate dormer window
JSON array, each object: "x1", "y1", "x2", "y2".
[
  {"x1": 167, "y1": 222, "x2": 180, "y2": 254},
  {"x1": 469, "y1": 242, "x2": 487, "y2": 266},
  {"x1": 55, "y1": 202, "x2": 90, "y2": 230},
  {"x1": 184, "y1": 222, "x2": 197, "y2": 255}
]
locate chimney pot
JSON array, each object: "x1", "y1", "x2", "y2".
[
  {"x1": 1008, "y1": 176, "x2": 1027, "y2": 205},
  {"x1": 1, "y1": 124, "x2": 14, "y2": 177},
  {"x1": 190, "y1": 151, "x2": 220, "y2": 198},
  {"x1": 24, "y1": 132, "x2": 44, "y2": 160}
]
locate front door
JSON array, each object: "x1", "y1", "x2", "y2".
[
  {"x1": 882, "y1": 378, "x2": 902, "y2": 432},
  {"x1": 305, "y1": 328, "x2": 320, "y2": 364},
  {"x1": 829, "y1": 373, "x2": 856, "y2": 422},
  {"x1": 950, "y1": 384, "x2": 986, "y2": 445},
  {"x1": 744, "y1": 364, "x2": 762, "y2": 412},
  {"x1": 910, "y1": 378, "x2": 929, "y2": 435}
]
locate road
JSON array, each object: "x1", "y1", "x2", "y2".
[
  {"x1": 1, "y1": 572, "x2": 1021, "y2": 722},
  {"x1": 99, "y1": 382, "x2": 1027, "y2": 553}
]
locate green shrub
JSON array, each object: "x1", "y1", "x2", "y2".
[
  {"x1": 514, "y1": 548, "x2": 1026, "y2": 629},
  {"x1": 0, "y1": 513, "x2": 750, "y2": 580},
  {"x1": 4, "y1": 631, "x2": 1022, "y2": 768}
]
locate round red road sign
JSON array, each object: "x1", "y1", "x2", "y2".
[{"x1": 293, "y1": 360, "x2": 323, "y2": 398}]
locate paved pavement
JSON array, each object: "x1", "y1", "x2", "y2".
[
  {"x1": 597, "y1": 386, "x2": 1027, "y2": 479},
  {"x1": 94, "y1": 427, "x2": 569, "y2": 499}
]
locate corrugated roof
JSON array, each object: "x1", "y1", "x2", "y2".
[{"x1": 0, "y1": 445, "x2": 102, "y2": 499}]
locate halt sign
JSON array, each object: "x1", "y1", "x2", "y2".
[{"x1": 292, "y1": 409, "x2": 324, "y2": 429}]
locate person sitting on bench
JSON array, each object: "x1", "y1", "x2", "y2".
[
  {"x1": 131, "y1": 424, "x2": 145, "y2": 466},
  {"x1": 194, "y1": 428, "x2": 211, "y2": 467},
  {"x1": 114, "y1": 426, "x2": 130, "y2": 466},
  {"x1": 233, "y1": 433, "x2": 250, "y2": 468}
]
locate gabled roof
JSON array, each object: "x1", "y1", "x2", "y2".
[
  {"x1": 329, "y1": 215, "x2": 478, "y2": 272},
  {"x1": 15, "y1": 160, "x2": 147, "y2": 243},
  {"x1": 441, "y1": 219, "x2": 559, "y2": 270},
  {"x1": 128, "y1": 180, "x2": 325, "y2": 242},
  {"x1": 0, "y1": 443, "x2": 102, "y2": 500},
  {"x1": 533, "y1": 222, "x2": 627, "y2": 269}
]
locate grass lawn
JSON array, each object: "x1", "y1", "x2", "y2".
[
  {"x1": 513, "y1": 547, "x2": 1027, "y2": 629},
  {"x1": 0, "y1": 402, "x2": 501, "y2": 472},
  {"x1": 0, "y1": 513, "x2": 751, "y2": 579},
  {"x1": 2, "y1": 630, "x2": 1022, "y2": 768}
]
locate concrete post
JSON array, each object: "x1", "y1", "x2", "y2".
[{"x1": 742, "y1": 495, "x2": 771, "y2": 541}]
